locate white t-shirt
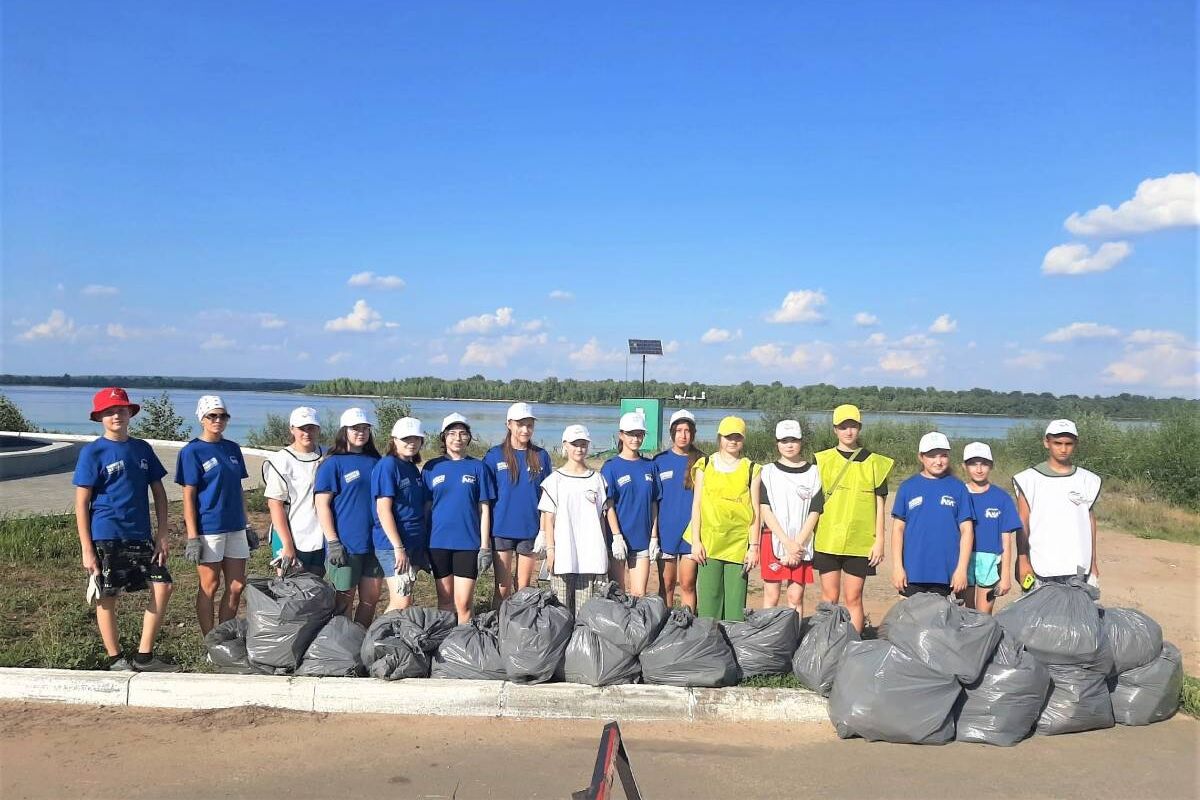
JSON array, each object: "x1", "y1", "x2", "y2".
[
  {"x1": 537, "y1": 469, "x2": 609, "y2": 575},
  {"x1": 263, "y1": 446, "x2": 324, "y2": 552},
  {"x1": 1013, "y1": 463, "x2": 1102, "y2": 578},
  {"x1": 760, "y1": 462, "x2": 823, "y2": 560}
]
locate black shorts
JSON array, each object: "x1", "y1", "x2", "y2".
[
  {"x1": 429, "y1": 548, "x2": 479, "y2": 580},
  {"x1": 95, "y1": 540, "x2": 172, "y2": 596},
  {"x1": 900, "y1": 582, "x2": 952, "y2": 597},
  {"x1": 812, "y1": 551, "x2": 876, "y2": 579},
  {"x1": 492, "y1": 535, "x2": 535, "y2": 555}
]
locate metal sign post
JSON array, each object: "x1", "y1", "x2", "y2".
[
  {"x1": 572, "y1": 721, "x2": 643, "y2": 800},
  {"x1": 627, "y1": 339, "x2": 663, "y2": 398}
]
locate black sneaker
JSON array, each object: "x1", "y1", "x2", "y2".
[
  {"x1": 107, "y1": 657, "x2": 135, "y2": 672},
  {"x1": 131, "y1": 656, "x2": 181, "y2": 673}
]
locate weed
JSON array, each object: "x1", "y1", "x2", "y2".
[{"x1": 1180, "y1": 675, "x2": 1200, "y2": 718}]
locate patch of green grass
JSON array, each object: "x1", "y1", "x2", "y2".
[
  {"x1": 1181, "y1": 675, "x2": 1200, "y2": 718},
  {"x1": 1095, "y1": 482, "x2": 1200, "y2": 546},
  {"x1": 739, "y1": 673, "x2": 801, "y2": 689},
  {"x1": 0, "y1": 513, "x2": 78, "y2": 562}
]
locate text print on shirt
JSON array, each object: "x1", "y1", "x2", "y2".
[
  {"x1": 908, "y1": 496, "x2": 923, "y2": 510},
  {"x1": 940, "y1": 495, "x2": 956, "y2": 507}
]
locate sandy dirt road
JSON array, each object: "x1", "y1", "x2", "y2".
[{"x1": 1, "y1": 703, "x2": 1196, "y2": 800}]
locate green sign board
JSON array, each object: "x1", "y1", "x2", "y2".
[{"x1": 619, "y1": 398, "x2": 663, "y2": 453}]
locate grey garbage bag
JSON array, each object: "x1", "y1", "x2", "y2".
[
  {"x1": 361, "y1": 608, "x2": 457, "y2": 680},
  {"x1": 577, "y1": 583, "x2": 669, "y2": 654},
  {"x1": 996, "y1": 576, "x2": 1104, "y2": 666},
  {"x1": 431, "y1": 611, "x2": 506, "y2": 680},
  {"x1": 245, "y1": 572, "x2": 337, "y2": 674},
  {"x1": 955, "y1": 632, "x2": 1052, "y2": 746},
  {"x1": 722, "y1": 607, "x2": 801, "y2": 678},
  {"x1": 1100, "y1": 607, "x2": 1163, "y2": 676},
  {"x1": 639, "y1": 608, "x2": 741, "y2": 688},
  {"x1": 498, "y1": 587, "x2": 572, "y2": 684},
  {"x1": 828, "y1": 640, "x2": 961, "y2": 745},
  {"x1": 296, "y1": 616, "x2": 367, "y2": 677},
  {"x1": 563, "y1": 624, "x2": 642, "y2": 686},
  {"x1": 1111, "y1": 642, "x2": 1183, "y2": 726},
  {"x1": 204, "y1": 618, "x2": 251, "y2": 674},
  {"x1": 792, "y1": 603, "x2": 860, "y2": 696},
  {"x1": 879, "y1": 593, "x2": 1002, "y2": 683},
  {"x1": 1036, "y1": 662, "x2": 1115, "y2": 735}
]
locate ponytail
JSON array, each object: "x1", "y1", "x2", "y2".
[{"x1": 502, "y1": 430, "x2": 544, "y2": 484}]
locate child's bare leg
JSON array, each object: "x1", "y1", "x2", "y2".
[
  {"x1": 96, "y1": 596, "x2": 121, "y2": 657},
  {"x1": 138, "y1": 581, "x2": 173, "y2": 653},
  {"x1": 762, "y1": 580, "x2": 781, "y2": 608}
]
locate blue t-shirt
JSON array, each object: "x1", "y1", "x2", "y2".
[
  {"x1": 73, "y1": 437, "x2": 167, "y2": 542},
  {"x1": 175, "y1": 438, "x2": 248, "y2": 534},
  {"x1": 423, "y1": 456, "x2": 497, "y2": 550},
  {"x1": 484, "y1": 445, "x2": 553, "y2": 540},
  {"x1": 371, "y1": 455, "x2": 429, "y2": 553},
  {"x1": 315, "y1": 453, "x2": 379, "y2": 554},
  {"x1": 891, "y1": 473, "x2": 975, "y2": 584},
  {"x1": 653, "y1": 450, "x2": 694, "y2": 555},
  {"x1": 600, "y1": 456, "x2": 660, "y2": 551},
  {"x1": 968, "y1": 484, "x2": 1021, "y2": 556}
]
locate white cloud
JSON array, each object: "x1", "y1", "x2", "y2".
[
  {"x1": 1004, "y1": 350, "x2": 1064, "y2": 370},
  {"x1": 1103, "y1": 338, "x2": 1199, "y2": 392},
  {"x1": 865, "y1": 332, "x2": 887, "y2": 347},
  {"x1": 700, "y1": 327, "x2": 742, "y2": 344},
  {"x1": 548, "y1": 289, "x2": 574, "y2": 301},
  {"x1": 1064, "y1": 172, "x2": 1200, "y2": 236},
  {"x1": 82, "y1": 284, "x2": 118, "y2": 297},
  {"x1": 853, "y1": 312, "x2": 879, "y2": 327},
  {"x1": 326, "y1": 351, "x2": 350, "y2": 365},
  {"x1": 1043, "y1": 322, "x2": 1121, "y2": 343},
  {"x1": 429, "y1": 353, "x2": 449, "y2": 365},
  {"x1": 878, "y1": 351, "x2": 930, "y2": 378},
  {"x1": 296, "y1": 352, "x2": 310, "y2": 362},
  {"x1": 862, "y1": 332, "x2": 937, "y2": 349},
  {"x1": 347, "y1": 271, "x2": 406, "y2": 290},
  {"x1": 19, "y1": 310, "x2": 76, "y2": 341},
  {"x1": 767, "y1": 290, "x2": 827, "y2": 324},
  {"x1": 521, "y1": 319, "x2": 545, "y2": 332},
  {"x1": 928, "y1": 314, "x2": 958, "y2": 334},
  {"x1": 1126, "y1": 329, "x2": 1186, "y2": 345},
  {"x1": 106, "y1": 323, "x2": 132, "y2": 340},
  {"x1": 663, "y1": 339, "x2": 680, "y2": 354},
  {"x1": 324, "y1": 300, "x2": 383, "y2": 333},
  {"x1": 452, "y1": 307, "x2": 515, "y2": 335},
  {"x1": 461, "y1": 332, "x2": 547, "y2": 368},
  {"x1": 568, "y1": 337, "x2": 624, "y2": 369},
  {"x1": 200, "y1": 333, "x2": 235, "y2": 350},
  {"x1": 1042, "y1": 241, "x2": 1132, "y2": 275},
  {"x1": 257, "y1": 313, "x2": 286, "y2": 329}
]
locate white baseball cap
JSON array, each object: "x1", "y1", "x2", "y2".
[
  {"x1": 506, "y1": 402, "x2": 537, "y2": 421},
  {"x1": 669, "y1": 409, "x2": 696, "y2": 427},
  {"x1": 391, "y1": 417, "x2": 424, "y2": 439},
  {"x1": 775, "y1": 419, "x2": 803, "y2": 440},
  {"x1": 1045, "y1": 419, "x2": 1079, "y2": 438},
  {"x1": 441, "y1": 412, "x2": 470, "y2": 432},
  {"x1": 918, "y1": 431, "x2": 951, "y2": 454},
  {"x1": 619, "y1": 412, "x2": 647, "y2": 432},
  {"x1": 195, "y1": 395, "x2": 227, "y2": 421},
  {"x1": 962, "y1": 442, "x2": 993, "y2": 463},
  {"x1": 562, "y1": 424, "x2": 591, "y2": 443},
  {"x1": 339, "y1": 407, "x2": 372, "y2": 428},
  {"x1": 289, "y1": 406, "x2": 320, "y2": 428}
]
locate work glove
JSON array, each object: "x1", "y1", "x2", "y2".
[
  {"x1": 648, "y1": 538, "x2": 661, "y2": 561},
  {"x1": 532, "y1": 531, "x2": 547, "y2": 558},
  {"x1": 611, "y1": 534, "x2": 628, "y2": 561},
  {"x1": 184, "y1": 538, "x2": 203, "y2": 564},
  {"x1": 271, "y1": 554, "x2": 298, "y2": 572},
  {"x1": 394, "y1": 565, "x2": 417, "y2": 597},
  {"x1": 244, "y1": 525, "x2": 261, "y2": 551},
  {"x1": 326, "y1": 539, "x2": 348, "y2": 568},
  {"x1": 477, "y1": 548, "x2": 493, "y2": 576}
]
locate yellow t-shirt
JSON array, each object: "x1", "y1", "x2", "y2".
[
  {"x1": 813, "y1": 448, "x2": 894, "y2": 557},
  {"x1": 683, "y1": 456, "x2": 761, "y2": 564}
]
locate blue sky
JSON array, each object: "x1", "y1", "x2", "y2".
[{"x1": 3, "y1": 2, "x2": 1197, "y2": 397}]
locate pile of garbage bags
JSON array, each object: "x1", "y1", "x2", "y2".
[
  {"x1": 564, "y1": 583, "x2": 668, "y2": 686},
  {"x1": 827, "y1": 578, "x2": 1181, "y2": 747},
  {"x1": 244, "y1": 572, "x2": 336, "y2": 674}
]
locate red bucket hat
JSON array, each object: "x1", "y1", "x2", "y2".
[{"x1": 90, "y1": 387, "x2": 140, "y2": 421}]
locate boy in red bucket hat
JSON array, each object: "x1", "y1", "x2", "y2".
[{"x1": 73, "y1": 387, "x2": 179, "y2": 671}]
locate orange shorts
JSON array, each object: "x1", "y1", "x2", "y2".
[{"x1": 760, "y1": 531, "x2": 814, "y2": 584}]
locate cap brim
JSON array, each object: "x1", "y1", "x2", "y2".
[{"x1": 90, "y1": 402, "x2": 139, "y2": 421}]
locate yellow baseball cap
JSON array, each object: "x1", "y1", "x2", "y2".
[
  {"x1": 716, "y1": 416, "x2": 747, "y2": 437},
  {"x1": 832, "y1": 404, "x2": 862, "y2": 425}
]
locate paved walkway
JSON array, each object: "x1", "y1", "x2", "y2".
[{"x1": 0, "y1": 444, "x2": 267, "y2": 517}]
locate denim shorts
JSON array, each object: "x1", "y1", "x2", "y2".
[{"x1": 492, "y1": 535, "x2": 536, "y2": 555}]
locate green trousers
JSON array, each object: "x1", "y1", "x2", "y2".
[{"x1": 696, "y1": 558, "x2": 747, "y2": 621}]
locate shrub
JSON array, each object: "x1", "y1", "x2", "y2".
[
  {"x1": 374, "y1": 397, "x2": 413, "y2": 442},
  {"x1": 128, "y1": 392, "x2": 191, "y2": 441},
  {"x1": 0, "y1": 394, "x2": 38, "y2": 432},
  {"x1": 245, "y1": 412, "x2": 292, "y2": 450}
]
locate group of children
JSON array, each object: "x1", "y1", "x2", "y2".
[{"x1": 74, "y1": 388, "x2": 1102, "y2": 670}]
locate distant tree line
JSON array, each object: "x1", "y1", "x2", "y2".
[
  {"x1": 1, "y1": 374, "x2": 308, "y2": 392},
  {"x1": 304, "y1": 376, "x2": 1195, "y2": 420}
]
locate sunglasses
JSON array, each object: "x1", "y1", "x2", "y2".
[{"x1": 204, "y1": 413, "x2": 231, "y2": 422}]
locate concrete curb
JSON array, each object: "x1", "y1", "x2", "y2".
[{"x1": 0, "y1": 668, "x2": 828, "y2": 723}]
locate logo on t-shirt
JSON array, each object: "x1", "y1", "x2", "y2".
[
  {"x1": 644, "y1": 473, "x2": 653, "y2": 482},
  {"x1": 617, "y1": 475, "x2": 632, "y2": 487},
  {"x1": 431, "y1": 474, "x2": 446, "y2": 487},
  {"x1": 344, "y1": 470, "x2": 360, "y2": 484},
  {"x1": 105, "y1": 460, "x2": 125, "y2": 477},
  {"x1": 584, "y1": 489, "x2": 599, "y2": 504},
  {"x1": 907, "y1": 496, "x2": 923, "y2": 510},
  {"x1": 496, "y1": 462, "x2": 508, "y2": 471},
  {"x1": 985, "y1": 508, "x2": 1001, "y2": 519},
  {"x1": 202, "y1": 457, "x2": 219, "y2": 473},
  {"x1": 795, "y1": 484, "x2": 814, "y2": 500},
  {"x1": 229, "y1": 455, "x2": 240, "y2": 465},
  {"x1": 1068, "y1": 490, "x2": 1086, "y2": 506},
  {"x1": 659, "y1": 469, "x2": 674, "y2": 481},
  {"x1": 940, "y1": 495, "x2": 956, "y2": 508},
  {"x1": 462, "y1": 475, "x2": 476, "y2": 485},
  {"x1": 139, "y1": 459, "x2": 149, "y2": 471},
  {"x1": 399, "y1": 478, "x2": 411, "y2": 489}
]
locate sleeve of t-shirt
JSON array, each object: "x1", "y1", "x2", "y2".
[
  {"x1": 955, "y1": 482, "x2": 975, "y2": 524},
  {"x1": 536, "y1": 474, "x2": 557, "y2": 513},
  {"x1": 652, "y1": 466, "x2": 662, "y2": 502},
  {"x1": 143, "y1": 445, "x2": 167, "y2": 484},
  {"x1": 314, "y1": 459, "x2": 339, "y2": 496},
  {"x1": 233, "y1": 443, "x2": 249, "y2": 479},
  {"x1": 600, "y1": 461, "x2": 615, "y2": 498},
  {"x1": 72, "y1": 446, "x2": 101, "y2": 489},
  {"x1": 809, "y1": 488, "x2": 825, "y2": 515},
  {"x1": 760, "y1": 479, "x2": 772, "y2": 509},
  {"x1": 482, "y1": 450, "x2": 499, "y2": 482},
  {"x1": 539, "y1": 450, "x2": 552, "y2": 476},
  {"x1": 479, "y1": 462, "x2": 497, "y2": 503},
  {"x1": 263, "y1": 455, "x2": 289, "y2": 501},
  {"x1": 999, "y1": 492, "x2": 1022, "y2": 533},
  {"x1": 1088, "y1": 474, "x2": 1102, "y2": 509},
  {"x1": 891, "y1": 481, "x2": 909, "y2": 520},
  {"x1": 372, "y1": 458, "x2": 397, "y2": 499},
  {"x1": 873, "y1": 456, "x2": 891, "y2": 497},
  {"x1": 1012, "y1": 473, "x2": 1030, "y2": 503},
  {"x1": 176, "y1": 445, "x2": 200, "y2": 486}
]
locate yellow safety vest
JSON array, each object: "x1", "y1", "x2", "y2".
[
  {"x1": 683, "y1": 456, "x2": 760, "y2": 564},
  {"x1": 813, "y1": 448, "x2": 894, "y2": 557}
]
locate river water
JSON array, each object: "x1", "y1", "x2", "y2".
[{"x1": 1, "y1": 384, "x2": 1133, "y2": 450}]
